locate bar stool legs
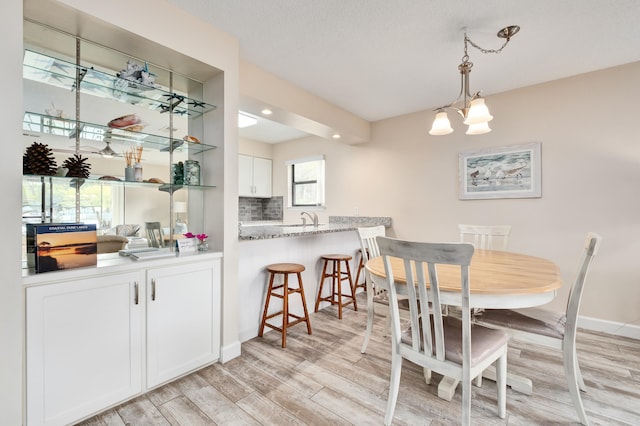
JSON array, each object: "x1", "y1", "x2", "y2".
[
  {"x1": 314, "y1": 254, "x2": 358, "y2": 319},
  {"x1": 353, "y1": 248, "x2": 368, "y2": 293},
  {"x1": 259, "y1": 263, "x2": 312, "y2": 348}
]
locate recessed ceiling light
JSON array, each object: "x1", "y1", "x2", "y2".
[
  {"x1": 261, "y1": 109, "x2": 272, "y2": 115},
  {"x1": 332, "y1": 133, "x2": 341, "y2": 139},
  {"x1": 238, "y1": 112, "x2": 258, "y2": 128}
]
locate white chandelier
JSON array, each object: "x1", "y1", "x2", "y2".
[{"x1": 429, "y1": 25, "x2": 520, "y2": 136}]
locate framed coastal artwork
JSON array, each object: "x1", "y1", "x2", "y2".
[{"x1": 459, "y1": 142, "x2": 541, "y2": 200}]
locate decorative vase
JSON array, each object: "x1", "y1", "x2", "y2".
[
  {"x1": 198, "y1": 238, "x2": 209, "y2": 251},
  {"x1": 125, "y1": 166, "x2": 135, "y2": 181},
  {"x1": 184, "y1": 160, "x2": 200, "y2": 185},
  {"x1": 134, "y1": 163, "x2": 143, "y2": 182}
]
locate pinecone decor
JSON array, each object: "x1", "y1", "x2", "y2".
[
  {"x1": 63, "y1": 154, "x2": 91, "y2": 178},
  {"x1": 23, "y1": 141, "x2": 57, "y2": 175}
]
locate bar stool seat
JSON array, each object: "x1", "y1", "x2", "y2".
[
  {"x1": 259, "y1": 263, "x2": 312, "y2": 348},
  {"x1": 314, "y1": 254, "x2": 358, "y2": 319}
]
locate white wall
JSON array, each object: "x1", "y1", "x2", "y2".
[{"x1": 271, "y1": 62, "x2": 640, "y2": 335}]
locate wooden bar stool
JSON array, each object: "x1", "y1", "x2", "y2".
[
  {"x1": 353, "y1": 248, "x2": 368, "y2": 292},
  {"x1": 314, "y1": 254, "x2": 358, "y2": 319},
  {"x1": 259, "y1": 263, "x2": 312, "y2": 348}
]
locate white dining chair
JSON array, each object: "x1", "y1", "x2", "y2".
[
  {"x1": 377, "y1": 236, "x2": 509, "y2": 426},
  {"x1": 475, "y1": 232, "x2": 602, "y2": 426},
  {"x1": 459, "y1": 224, "x2": 511, "y2": 250},
  {"x1": 356, "y1": 225, "x2": 388, "y2": 353}
]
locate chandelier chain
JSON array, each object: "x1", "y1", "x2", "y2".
[{"x1": 464, "y1": 33, "x2": 512, "y2": 56}]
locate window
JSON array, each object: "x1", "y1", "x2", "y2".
[{"x1": 287, "y1": 156, "x2": 325, "y2": 207}]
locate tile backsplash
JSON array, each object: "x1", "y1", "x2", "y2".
[{"x1": 239, "y1": 196, "x2": 283, "y2": 222}]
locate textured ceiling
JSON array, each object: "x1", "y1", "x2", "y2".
[{"x1": 168, "y1": 0, "x2": 640, "y2": 123}]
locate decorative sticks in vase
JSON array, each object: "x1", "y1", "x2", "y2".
[{"x1": 123, "y1": 146, "x2": 143, "y2": 181}]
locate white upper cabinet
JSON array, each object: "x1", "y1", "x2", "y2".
[{"x1": 239, "y1": 154, "x2": 272, "y2": 198}]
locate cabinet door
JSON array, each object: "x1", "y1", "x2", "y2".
[
  {"x1": 252, "y1": 156, "x2": 273, "y2": 198},
  {"x1": 146, "y1": 258, "x2": 221, "y2": 388},
  {"x1": 238, "y1": 154, "x2": 254, "y2": 196},
  {"x1": 26, "y1": 272, "x2": 143, "y2": 426}
]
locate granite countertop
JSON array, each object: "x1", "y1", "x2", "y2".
[{"x1": 239, "y1": 216, "x2": 392, "y2": 240}]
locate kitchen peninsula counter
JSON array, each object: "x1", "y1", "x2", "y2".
[
  {"x1": 239, "y1": 216, "x2": 391, "y2": 240},
  {"x1": 238, "y1": 216, "x2": 391, "y2": 342}
]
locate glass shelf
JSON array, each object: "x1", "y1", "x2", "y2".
[
  {"x1": 23, "y1": 112, "x2": 217, "y2": 155},
  {"x1": 23, "y1": 50, "x2": 217, "y2": 118},
  {"x1": 22, "y1": 174, "x2": 216, "y2": 192}
]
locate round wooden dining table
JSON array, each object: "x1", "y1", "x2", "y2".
[
  {"x1": 365, "y1": 249, "x2": 563, "y2": 399},
  {"x1": 365, "y1": 249, "x2": 562, "y2": 309}
]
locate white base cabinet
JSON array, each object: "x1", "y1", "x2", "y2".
[
  {"x1": 26, "y1": 271, "x2": 144, "y2": 426},
  {"x1": 25, "y1": 255, "x2": 221, "y2": 426},
  {"x1": 147, "y1": 261, "x2": 221, "y2": 388}
]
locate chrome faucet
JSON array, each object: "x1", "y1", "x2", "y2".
[{"x1": 301, "y1": 211, "x2": 318, "y2": 227}]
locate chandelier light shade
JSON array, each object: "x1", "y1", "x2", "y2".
[
  {"x1": 98, "y1": 128, "x2": 117, "y2": 157},
  {"x1": 463, "y1": 98, "x2": 493, "y2": 125},
  {"x1": 98, "y1": 140, "x2": 116, "y2": 157},
  {"x1": 466, "y1": 121, "x2": 491, "y2": 135},
  {"x1": 429, "y1": 111, "x2": 454, "y2": 135},
  {"x1": 429, "y1": 25, "x2": 519, "y2": 136}
]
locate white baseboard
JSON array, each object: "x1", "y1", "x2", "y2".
[
  {"x1": 219, "y1": 340, "x2": 242, "y2": 363},
  {"x1": 578, "y1": 315, "x2": 640, "y2": 340}
]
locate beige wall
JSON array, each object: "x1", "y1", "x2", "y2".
[
  {"x1": 269, "y1": 62, "x2": 640, "y2": 332},
  {"x1": 239, "y1": 137, "x2": 274, "y2": 159}
]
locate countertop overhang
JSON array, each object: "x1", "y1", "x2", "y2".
[{"x1": 239, "y1": 216, "x2": 391, "y2": 241}]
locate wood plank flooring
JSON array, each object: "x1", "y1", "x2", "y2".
[{"x1": 78, "y1": 295, "x2": 640, "y2": 425}]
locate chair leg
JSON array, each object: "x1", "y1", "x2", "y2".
[
  {"x1": 575, "y1": 351, "x2": 587, "y2": 392},
  {"x1": 564, "y1": 343, "x2": 590, "y2": 425},
  {"x1": 335, "y1": 260, "x2": 344, "y2": 319},
  {"x1": 258, "y1": 272, "x2": 275, "y2": 337},
  {"x1": 474, "y1": 374, "x2": 483, "y2": 387},
  {"x1": 496, "y1": 352, "x2": 507, "y2": 419},
  {"x1": 296, "y1": 272, "x2": 312, "y2": 335},
  {"x1": 382, "y1": 310, "x2": 391, "y2": 338},
  {"x1": 384, "y1": 353, "x2": 403, "y2": 426},
  {"x1": 423, "y1": 367, "x2": 432, "y2": 385},
  {"x1": 344, "y1": 260, "x2": 357, "y2": 311},
  {"x1": 461, "y1": 375, "x2": 471, "y2": 426},
  {"x1": 361, "y1": 276, "x2": 375, "y2": 353},
  {"x1": 281, "y1": 273, "x2": 289, "y2": 348},
  {"x1": 314, "y1": 260, "x2": 329, "y2": 313}
]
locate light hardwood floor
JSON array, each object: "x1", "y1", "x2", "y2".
[{"x1": 79, "y1": 295, "x2": 640, "y2": 425}]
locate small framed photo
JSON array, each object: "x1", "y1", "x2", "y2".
[
  {"x1": 459, "y1": 142, "x2": 542, "y2": 200},
  {"x1": 177, "y1": 237, "x2": 197, "y2": 253}
]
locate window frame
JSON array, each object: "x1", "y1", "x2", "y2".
[{"x1": 286, "y1": 155, "x2": 325, "y2": 209}]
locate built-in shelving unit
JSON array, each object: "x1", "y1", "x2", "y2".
[{"x1": 22, "y1": 20, "x2": 218, "y2": 262}]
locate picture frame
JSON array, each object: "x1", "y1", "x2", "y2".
[
  {"x1": 177, "y1": 237, "x2": 197, "y2": 253},
  {"x1": 459, "y1": 142, "x2": 541, "y2": 200}
]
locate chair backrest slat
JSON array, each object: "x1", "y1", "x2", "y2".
[
  {"x1": 459, "y1": 224, "x2": 511, "y2": 251},
  {"x1": 145, "y1": 221, "x2": 164, "y2": 248}
]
